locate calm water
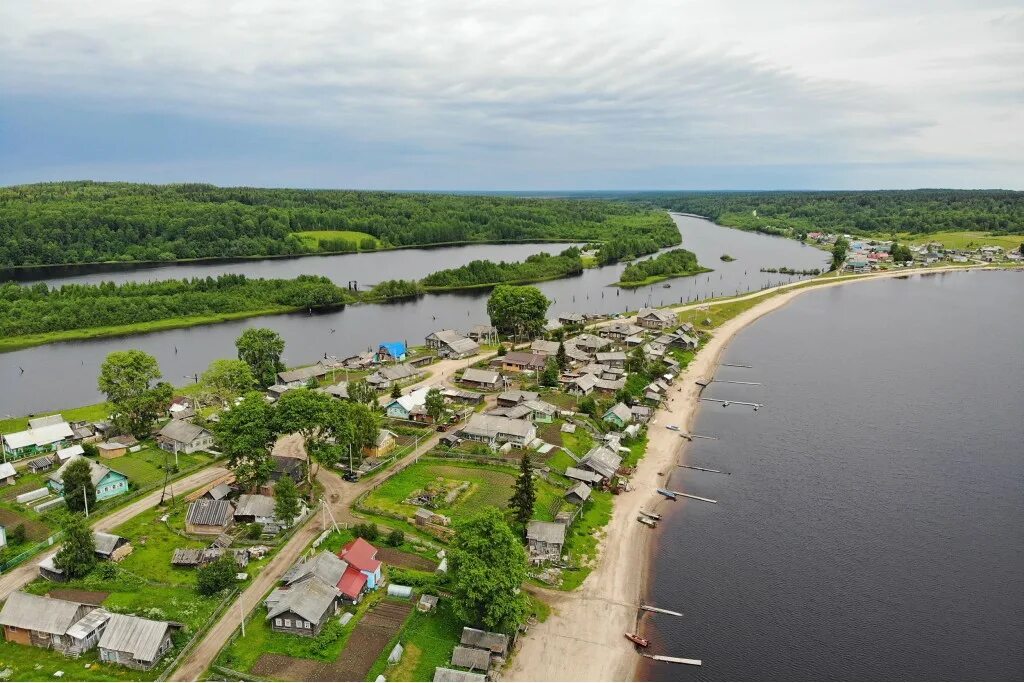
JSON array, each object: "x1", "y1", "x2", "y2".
[
  {"x1": 0, "y1": 215, "x2": 826, "y2": 416},
  {"x1": 642, "y1": 270, "x2": 1024, "y2": 681}
]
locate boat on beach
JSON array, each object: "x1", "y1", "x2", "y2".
[
  {"x1": 625, "y1": 633, "x2": 650, "y2": 647},
  {"x1": 656, "y1": 488, "x2": 677, "y2": 500}
]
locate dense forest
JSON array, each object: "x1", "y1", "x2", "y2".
[
  {"x1": 0, "y1": 274, "x2": 351, "y2": 339},
  {"x1": 624, "y1": 190, "x2": 1023, "y2": 236},
  {"x1": 420, "y1": 248, "x2": 584, "y2": 288},
  {"x1": 0, "y1": 182, "x2": 679, "y2": 267},
  {"x1": 618, "y1": 248, "x2": 704, "y2": 286}
]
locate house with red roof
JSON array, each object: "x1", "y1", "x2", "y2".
[{"x1": 337, "y1": 538, "x2": 383, "y2": 601}]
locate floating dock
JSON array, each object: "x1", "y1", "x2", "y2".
[
  {"x1": 701, "y1": 397, "x2": 763, "y2": 408},
  {"x1": 721, "y1": 363, "x2": 752, "y2": 368},
  {"x1": 641, "y1": 653, "x2": 703, "y2": 666},
  {"x1": 666, "y1": 490, "x2": 718, "y2": 504},
  {"x1": 679, "y1": 465, "x2": 726, "y2": 474},
  {"x1": 639, "y1": 604, "x2": 682, "y2": 616},
  {"x1": 712, "y1": 379, "x2": 762, "y2": 385}
]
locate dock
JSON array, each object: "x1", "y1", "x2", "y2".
[
  {"x1": 701, "y1": 397, "x2": 763, "y2": 408},
  {"x1": 666, "y1": 490, "x2": 718, "y2": 504},
  {"x1": 679, "y1": 465, "x2": 726, "y2": 474},
  {"x1": 721, "y1": 363, "x2": 751, "y2": 368},
  {"x1": 689, "y1": 433, "x2": 718, "y2": 440},
  {"x1": 639, "y1": 604, "x2": 682, "y2": 617},
  {"x1": 642, "y1": 654, "x2": 703, "y2": 666},
  {"x1": 711, "y1": 379, "x2": 762, "y2": 385}
]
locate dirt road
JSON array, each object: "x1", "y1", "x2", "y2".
[{"x1": 0, "y1": 465, "x2": 228, "y2": 602}]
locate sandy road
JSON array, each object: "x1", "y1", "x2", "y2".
[{"x1": 0, "y1": 465, "x2": 229, "y2": 602}]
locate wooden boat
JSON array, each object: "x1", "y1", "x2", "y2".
[
  {"x1": 639, "y1": 509, "x2": 662, "y2": 520},
  {"x1": 637, "y1": 515, "x2": 656, "y2": 527},
  {"x1": 625, "y1": 633, "x2": 650, "y2": 647},
  {"x1": 656, "y1": 488, "x2": 677, "y2": 500}
]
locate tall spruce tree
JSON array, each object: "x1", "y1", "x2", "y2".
[{"x1": 509, "y1": 453, "x2": 536, "y2": 529}]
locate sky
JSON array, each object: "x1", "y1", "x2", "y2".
[{"x1": 1, "y1": 0, "x2": 1021, "y2": 190}]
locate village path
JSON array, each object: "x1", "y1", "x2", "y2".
[{"x1": 0, "y1": 465, "x2": 229, "y2": 602}]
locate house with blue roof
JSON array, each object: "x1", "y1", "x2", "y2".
[{"x1": 377, "y1": 341, "x2": 407, "y2": 362}]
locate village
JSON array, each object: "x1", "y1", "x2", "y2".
[
  {"x1": 802, "y1": 231, "x2": 1024, "y2": 272},
  {"x1": 0, "y1": 288, "x2": 706, "y2": 683}
]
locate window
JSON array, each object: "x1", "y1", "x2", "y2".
[
  {"x1": 303, "y1": 621, "x2": 311, "y2": 629},
  {"x1": 275, "y1": 618, "x2": 282, "y2": 626},
  {"x1": 284, "y1": 619, "x2": 292, "y2": 627}
]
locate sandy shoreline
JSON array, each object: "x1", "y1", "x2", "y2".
[{"x1": 505, "y1": 266, "x2": 1002, "y2": 682}]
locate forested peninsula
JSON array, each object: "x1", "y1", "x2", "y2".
[
  {"x1": 616, "y1": 248, "x2": 707, "y2": 287},
  {"x1": 0, "y1": 181, "x2": 678, "y2": 267},
  {"x1": 0, "y1": 275, "x2": 352, "y2": 352}
]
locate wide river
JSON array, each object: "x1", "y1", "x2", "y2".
[
  {"x1": 642, "y1": 269, "x2": 1023, "y2": 680},
  {"x1": 0, "y1": 214, "x2": 826, "y2": 417}
]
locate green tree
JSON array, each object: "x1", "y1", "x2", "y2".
[
  {"x1": 449, "y1": 508, "x2": 529, "y2": 633},
  {"x1": 509, "y1": 454, "x2": 536, "y2": 530},
  {"x1": 831, "y1": 237, "x2": 850, "y2": 271},
  {"x1": 196, "y1": 556, "x2": 236, "y2": 596},
  {"x1": 97, "y1": 350, "x2": 172, "y2": 437},
  {"x1": 213, "y1": 391, "x2": 276, "y2": 491},
  {"x1": 486, "y1": 285, "x2": 550, "y2": 340},
  {"x1": 496, "y1": 343, "x2": 508, "y2": 356},
  {"x1": 390, "y1": 382, "x2": 402, "y2": 399},
  {"x1": 386, "y1": 529, "x2": 405, "y2": 547},
  {"x1": 9, "y1": 524, "x2": 26, "y2": 546},
  {"x1": 54, "y1": 516, "x2": 96, "y2": 579},
  {"x1": 555, "y1": 342, "x2": 568, "y2": 370},
  {"x1": 61, "y1": 457, "x2": 96, "y2": 514},
  {"x1": 273, "y1": 474, "x2": 301, "y2": 524},
  {"x1": 541, "y1": 357, "x2": 560, "y2": 387},
  {"x1": 235, "y1": 328, "x2": 286, "y2": 388},
  {"x1": 201, "y1": 358, "x2": 255, "y2": 404},
  {"x1": 626, "y1": 346, "x2": 647, "y2": 373},
  {"x1": 578, "y1": 395, "x2": 598, "y2": 418},
  {"x1": 425, "y1": 388, "x2": 446, "y2": 423},
  {"x1": 348, "y1": 379, "x2": 377, "y2": 405}
]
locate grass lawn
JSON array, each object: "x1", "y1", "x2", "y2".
[
  {"x1": 0, "y1": 401, "x2": 111, "y2": 435},
  {"x1": 369, "y1": 601, "x2": 462, "y2": 682},
  {"x1": 560, "y1": 490, "x2": 614, "y2": 590},
  {"x1": 0, "y1": 641, "x2": 148, "y2": 682},
  {"x1": 621, "y1": 433, "x2": 648, "y2": 468},
  {"x1": 894, "y1": 231, "x2": 1022, "y2": 251},
  {"x1": 104, "y1": 446, "x2": 216, "y2": 490},
  {"x1": 363, "y1": 459, "x2": 561, "y2": 527},
  {"x1": 111, "y1": 501, "x2": 208, "y2": 586},
  {"x1": 561, "y1": 427, "x2": 594, "y2": 457},
  {"x1": 291, "y1": 230, "x2": 379, "y2": 251}
]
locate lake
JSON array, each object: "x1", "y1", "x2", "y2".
[
  {"x1": 0, "y1": 214, "x2": 827, "y2": 417},
  {"x1": 641, "y1": 269, "x2": 1024, "y2": 681}
]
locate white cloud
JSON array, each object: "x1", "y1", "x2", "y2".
[{"x1": 1, "y1": 0, "x2": 1020, "y2": 187}]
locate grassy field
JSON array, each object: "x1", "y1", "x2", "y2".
[
  {"x1": 363, "y1": 459, "x2": 561, "y2": 526},
  {"x1": 111, "y1": 501, "x2": 209, "y2": 585},
  {"x1": 291, "y1": 230, "x2": 379, "y2": 251},
  {"x1": 368, "y1": 601, "x2": 463, "y2": 682},
  {"x1": 103, "y1": 445, "x2": 217, "y2": 491},
  {"x1": 894, "y1": 231, "x2": 1022, "y2": 251},
  {"x1": 0, "y1": 641, "x2": 142, "y2": 682},
  {"x1": 560, "y1": 490, "x2": 614, "y2": 590}
]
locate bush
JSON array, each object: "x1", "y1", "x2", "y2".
[
  {"x1": 245, "y1": 523, "x2": 263, "y2": 540},
  {"x1": 385, "y1": 529, "x2": 405, "y2": 547},
  {"x1": 196, "y1": 556, "x2": 236, "y2": 596},
  {"x1": 353, "y1": 523, "x2": 380, "y2": 541},
  {"x1": 82, "y1": 442, "x2": 99, "y2": 458},
  {"x1": 95, "y1": 563, "x2": 119, "y2": 580},
  {"x1": 9, "y1": 524, "x2": 26, "y2": 546}
]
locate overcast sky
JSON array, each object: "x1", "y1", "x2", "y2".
[{"x1": 1, "y1": 0, "x2": 1021, "y2": 190}]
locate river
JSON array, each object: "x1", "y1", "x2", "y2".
[
  {"x1": 0, "y1": 214, "x2": 826, "y2": 417},
  {"x1": 641, "y1": 270, "x2": 1024, "y2": 680}
]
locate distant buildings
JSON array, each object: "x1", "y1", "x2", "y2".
[{"x1": 2, "y1": 415, "x2": 73, "y2": 461}]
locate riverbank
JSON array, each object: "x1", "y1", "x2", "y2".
[{"x1": 505, "y1": 264, "x2": 1012, "y2": 682}]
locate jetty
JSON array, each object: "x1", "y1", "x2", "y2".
[
  {"x1": 701, "y1": 397, "x2": 763, "y2": 408},
  {"x1": 639, "y1": 605, "x2": 682, "y2": 617},
  {"x1": 642, "y1": 653, "x2": 703, "y2": 666},
  {"x1": 711, "y1": 379, "x2": 762, "y2": 385},
  {"x1": 721, "y1": 362, "x2": 752, "y2": 368},
  {"x1": 664, "y1": 489, "x2": 718, "y2": 504},
  {"x1": 679, "y1": 465, "x2": 726, "y2": 474}
]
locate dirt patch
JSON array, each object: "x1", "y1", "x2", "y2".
[
  {"x1": 0, "y1": 508, "x2": 50, "y2": 541},
  {"x1": 47, "y1": 589, "x2": 109, "y2": 605},
  {"x1": 251, "y1": 653, "x2": 322, "y2": 681},
  {"x1": 325, "y1": 600, "x2": 413, "y2": 681},
  {"x1": 376, "y1": 547, "x2": 439, "y2": 572}
]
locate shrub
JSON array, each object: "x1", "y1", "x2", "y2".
[
  {"x1": 353, "y1": 523, "x2": 380, "y2": 541},
  {"x1": 245, "y1": 523, "x2": 263, "y2": 540},
  {"x1": 9, "y1": 524, "x2": 26, "y2": 546},
  {"x1": 385, "y1": 529, "x2": 405, "y2": 547},
  {"x1": 196, "y1": 556, "x2": 236, "y2": 596}
]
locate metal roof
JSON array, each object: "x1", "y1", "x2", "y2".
[
  {"x1": 0, "y1": 591, "x2": 85, "y2": 635},
  {"x1": 158, "y1": 419, "x2": 210, "y2": 445},
  {"x1": 451, "y1": 645, "x2": 491, "y2": 670},
  {"x1": 282, "y1": 550, "x2": 348, "y2": 587},
  {"x1": 459, "y1": 414, "x2": 535, "y2": 440},
  {"x1": 187, "y1": 498, "x2": 234, "y2": 527},
  {"x1": 526, "y1": 520, "x2": 566, "y2": 545},
  {"x1": 433, "y1": 667, "x2": 486, "y2": 682},
  {"x1": 98, "y1": 613, "x2": 171, "y2": 663},
  {"x1": 66, "y1": 608, "x2": 111, "y2": 640},
  {"x1": 266, "y1": 578, "x2": 339, "y2": 623},
  {"x1": 48, "y1": 455, "x2": 122, "y2": 488},
  {"x1": 234, "y1": 494, "x2": 276, "y2": 519},
  {"x1": 460, "y1": 627, "x2": 509, "y2": 654}
]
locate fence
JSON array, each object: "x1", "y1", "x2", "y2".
[{"x1": 0, "y1": 533, "x2": 61, "y2": 573}]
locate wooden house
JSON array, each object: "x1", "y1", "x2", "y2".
[
  {"x1": 97, "y1": 613, "x2": 174, "y2": 670},
  {"x1": 185, "y1": 498, "x2": 235, "y2": 535}
]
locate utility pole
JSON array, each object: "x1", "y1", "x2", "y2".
[
  {"x1": 83, "y1": 486, "x2": 89, "y2": 518},
  {"x1": 239, "y1": 601, "x2": 246, "y2": 638}
]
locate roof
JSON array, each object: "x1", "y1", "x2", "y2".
[
  {"x1": 0, "y1": 463, "x2": 15, "y2": 479},
  {"x1": 98, "y1": 613, "x2": 171, "y2": 663},
  {"x1": 604, "y1": 403, "x2": 632, "y2": 424},
  {"x1": 379, "y1": 341, "x2": 408, "y2": 357},
  {"x1": 451, "y1": 645, "x2": 491, "y2": 670},
  {"x1": 580, "y1": 445, "x2": 622, "y2": 479},
  {"x1": 205, "y1": 483, "x2": 233, "y2": 500},
  {"x1": 339, "y1": 538, "x2": 381, "y2": 573},
  {"x1": 283, "y1": 550, "x2": 349, "y2": 587},
  {"x1": 0, "y1": 591, "x2": 85, "y2": 635},
  {"x1": 277, "y1": 365, "x2": 327, "y2": 384},
  {"x1": 3, "y1": 419, "x2": 73, "y2": 450},
  {"x1": 373, "y1": 429, "x2": 396, "y2": 447},
  {"x1": 461, "y1": 368, "x2": 500, "y2": 385},
  {"x1": 499, "y1": 351, "x2": 546, "y2": 368},
  {"x1": 49, "y1": 455, "x2": 123, "y2": 488},
  {"x1": 234, "y1": 494, "x2": 276, "y2": 520},
  {"x1": 569, "y1": 333, "x2": 610, "y2": 350},
  {"x1": 567, "y1": 374, "x2": 597, "y2": 392},
  {"x1": 459, "y1": 414, "x2": 535, "y2": 440},
  {"x1": 566, "y1": 482, "x2": 592, "y2": 503},
  {"x1": 389, "y1": 386, "x2": 431, "y2": 413},
  {"x1": 564, "y1": 467, "x2": 602, "y2": 484},
  {"x1": 28, "y1": 455, "x2": 55, "y2": 469},
  {"x1": 158, "y1": 420, "x2": 210, "y2": 445},
  {"x1": 638, "y1": 307, "x2": 676, "y2": 322},
  {"x1": 530, "y1": 340, "x2": 560, "y2": 355},
  {"x1": 338, "y1": 566, "x2": 368, "y2": 599},
  {"x1": 497, "y1": 390, "x2": 539, "y2": 404},
  {"x1": 93, "y1": 532, "x2": 126, "y2": 556},
  {"x1": 460, "y1": 627, "x2": 509, "y2": 654},
  {"x1": 29, "y1": 414, "x2": 66, "y2": 429},
  {"x1": 66, "y1": 608, "x2": 111, "y2": 640},
  {"x1": 595, "y1": 351, "x2": 627, "y2": 362},
  {"x1": 56, "y1": 444, "x2": 84, "y2": 461},
  {"x1": 429, "y1": 331, "x2": 479, "y2": 354},
  {"x1": 266, "y1": 579, "x2": 339, "y2": 623},
  {"x1": 272, "y1": 455, "x2": 304, "y2": 481},
  {"x1": 527, "y1": 520, "x2": 566, "y2": 545},
  {"x1": 369, "y1": 363, "x2": 419, "y2": 383},
  {"x1": 321, "y1": 382, "x2": 349, "y2": 399},
  {"x1": 187, "y1": 498, "x2": 234, "y2": 526},
  {"x1": 434, "y1": 667, "x2": 486, "y2": 682}
]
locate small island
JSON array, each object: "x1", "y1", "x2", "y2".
[
  {"x1": 615, "y1": 248, "x2": 710, "y2": 287},
  {"x1": 721, "y1": 253, "x2": 736, "y2": 261}
]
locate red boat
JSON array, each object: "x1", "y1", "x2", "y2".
[{"x1": 624, "y1": 632, "x2": 650, "y2": 647}]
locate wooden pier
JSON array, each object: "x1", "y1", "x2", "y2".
[
  {"x1": 667, "y1": 489, "x2": 718, "y2": 504},
  {"x1": 679, "y1": 465, "x2": 727, "y2": 474},
  {"x1": 701, "y1": 397, "x2": 763, "y2": 408},
  {"x1": 639, "y1": 604, "x2": 682, "y2": 617},
  {"x1": 712, "y1": 379, "x2": 762, "y2": 385},
  {"x1": 721, "y1": 363, "x2": 752, "y2": 368},
  {"x1": 642, "y1": 653, "x2": 703, "y2": 666}
]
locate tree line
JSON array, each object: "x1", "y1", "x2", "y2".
[
  {"x1": 421, "y1": 247, "x2": 584, "y2": 288},
  {"x1": 623, "y1": 189, "x2": 1023, "y2": 236},
  {"x1": 0, "y1": 274, "x2": 352, "y2": 337},
  {"x1": 0, "y1": 181, "x2": 677, "y2": 267}
]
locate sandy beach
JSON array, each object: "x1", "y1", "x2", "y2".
[{"x1": 505, "y1": 265, "x2": 1000, "y2": 682}]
